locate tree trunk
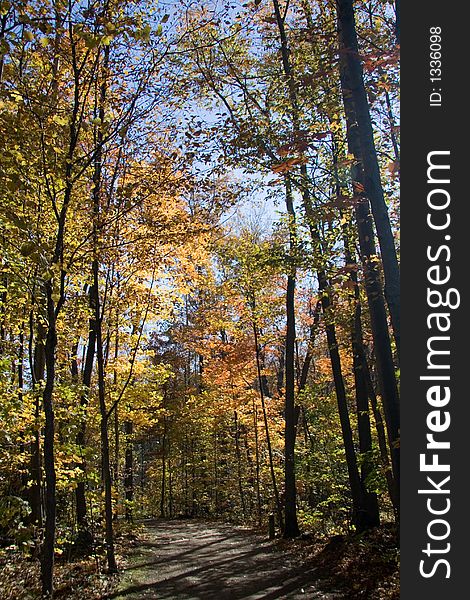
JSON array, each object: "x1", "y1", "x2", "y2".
[
  {"x1": 252, "y1": 310, "x2": 283, "y2": 531},
  {"x1": 168, "y1": 441, "x2": 174, "y2": 518},
  {"x1": 30, "y1": 321, "x2": 45, "y2": 528},
  {"x1": 336, "y1": 0, "x2": 400, "y2": 356},
  {"x1": 395, "y1": 0, "x2": 400, "y2": 44},
  {"x1": 319, "y1": 270, "x2": 374, "y2": 531},
  {"x1": 338, "y1": 38, "x2": 400, "y2": 504},
  {"x1": 340, "y1": 191, "x2": 380, "y2": 527},
  {"x1": 283, "y1": 177, "x2": 300, "y2": 539},
  {"x1": 91, "y1": 43, "x2": 117, "y2": 573},
  {"x1": 93, "y1": 270, "x2": 117, "y2": 571},
  {"x1": 124, "y1": 420, "x2": 134, "y2": 522},
  {"x1": 160, "y1": 418, "x2": 166, "y2": 518},
  {"x1": 251, "y1": 401, "x2": 262, "y2": 526},
  {"x1": 75, "y1": 286, "x2": 96, "y2": 532},
  {"x1": 40, "y1": 286, "x2": 57, "y2": 596},
  {"x1": 362, "y1": 353, "x2": 399, "y2": 513},
  {"x1": 297, "y1": 159, "x2": 375, "y2": 530},
  {"x1": 213, "y1": 432, "x2": 219, "y2": 514},
  {"x1": 234, "y1": 411, "x2": 247, "y2": 518},
  {"x1": 113, "y1": 324, "x2": 120, "y2": 484},
  {"x1": 352, "y1": 299, "x2": 380, "y2": 526}
]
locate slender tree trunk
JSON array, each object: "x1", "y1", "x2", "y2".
[
  {"x1": 213, "y1": 432, "x2": 219, "y2": 513},
  {"x1": 395, "y1": 0, "x2": 400, "y2": 44},
  {"x1": 168, "y1": 441, "x2": 174, "y2": 518},
  {"x1": 352, "y1": 299, "x2": 380, "y2": 526},
  {"x1": 336, "y1": 0, "x2": 400, "y2": 356},
  {"x1": 319, "y1": 271, "x2": 374, "y2": 531},
  {"x1": 239, "y1": 425, "x2": 253, "y2": 516},
  {"x1": 283, "y1": 177, "x2": 300, "y2": 538},
  {"x1": 362, "y1": 353, "x2": 398, "y2": 513},
  {"x1": 39, "y1": 14, "x2": 75, "y2": 586},
  {"x1": 234, "y1": 411, "x2": 247, "y2": 518},
  {"x1": 75, "y1": 286, "x2": 96, "y2": 532},
  {"x1": 252, "y1": 310, "x2": 283, "y2": 531},
  {"x1": 93, "y1": 270, "x2": 117, "y2": 571},
  {"x1": 298, "y1": 301, "x2": 321, "y2": 393},
  {"x1": 271, "y1": 0, "x2": 301, "y2": 538},
  {"x1": 17, "y1": 329, "x2": 30, "y2": 494},
  {"x1": 91, "y1": 43, "x2": 117, "y2": 572},
  {"x1": 124, "y1": 420, "x2": 133, "y2": 522},
  {"x1": 160, "y1": 418, "x2": 166, "y2": 518},
  {"x1": 71, "y1": 340, "x2": 93, "y2": 546},
  {"x1": 384, "y1": 89, "x2": 400, "y2": 162},
  {"x1": 30, "y1": 321, "x2": 45, "y2": 528},
  {"x1": 340, "y1": 188, "x2": 380, "y2": 526},
  {"x1": 251, "y1": 401, "x2": 262, "y2": 526},
  {"x1": 184, "y1": 436, "x2": 189, "y2": 515},
  {"x1": 114, "y1": 408, "x2": 120, "y2": 485},
  {"x1": 40, "y1": 286, "x2": 57, "y2": 596},
  {"x1": 191, "y1": 439, "x2": 196, "y2": 516},
  {"x1": 0, "y1": 14, "x2": 8, "y2": 84},
  {"x1": 0, "y1": 278, "x2": 6, "y2": 346},
  {"x1": 276, "y1": 343, "x2": 285, "y2": 396},
  {"x1": 113, "y1": 323, "x2": 120, "y2": 484},
  {"x1": 301, "y1": 158, "x2": 375, "y2": 529}
]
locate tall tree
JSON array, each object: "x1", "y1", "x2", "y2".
[{"x1": 336, "y1": 0, "x2": 400, "y2": 356}]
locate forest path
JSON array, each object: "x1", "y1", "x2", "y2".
[{"x1": 107, "y1": 519, "x2": 341, "y2": 599}]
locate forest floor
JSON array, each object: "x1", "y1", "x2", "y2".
[
  {"x1": 108, "y1": 519, "x2": 339, "y2": 599},
  {"x1": 108, "y1": 519, "x2": 399, "y2": 600},
  {"x1": 0, "y1": 519, "x2": 399, "y2": 599}
]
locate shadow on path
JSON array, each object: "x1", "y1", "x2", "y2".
[{"x1": 106, "y1": 520, "x2": 342, "y2": 599}]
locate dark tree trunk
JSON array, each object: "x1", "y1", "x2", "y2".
[
  {"x1": 168, "y1": 442, "x2": 174, "y2": 518},
  {"x1": 124, "y1": 420, "x2": 134, "y2": 522},
  {"x1": 251, "y1": 400, "x2": 262, "y2": 526},
  {"x1": 319, "y1": 270, "x2": 374, "y2": 532},
  {"x1": 91, "y1": 43, "x2": 116, "y2": 573},
  {"x1": 362, "y1": 354, "x2": 399, "y2": 513},
  {"x1": 234, "y1": 411, "x2": 247, "y2": 518},
  {"x1": 30, "y1": 321, "x2": 45, "y2": 528},
  {"x1": 395, "y1": 0, "x2": 400, "y2": 44},
  {"x1": 191, "y1": 439, "x2": 196, "y2": 516},
  {"x1": 298, "y1": 301, "x2": 321, "y2": 393},
  {"x1": 182, "y1": 436, "x2": 190, "y2": 516},
  {"x1": 39, "y1": 12, "x2": 86, "y2": 591},
  {"x1": 336, "y1": 0, "x2": 401, "y2": 357},
  {"x1": 160, "y1": 417, "x2": 166, "y2": 518},
  {"x1": 0, "y1": 275, "x2": 6, "y2": 346},
  {"x1": 112, "y1": 324, "x2": 120, "y2": 484},
  {"x1": 92, "y1": 270, "x2": 117, "y2": 571},
  {"x1": 297, "y1": 156, "x2": 376, "y2": 531},
  {"x1": 270, "y1": 0, "x2": 302, "y2": 538},
  {"x1": 40, "y1": 286, "x2": 57, "y2": 597},
  {"x1": 338, "y1": 38, "x2": 400, "y2": 504},
  {"x1": 352, "y1": 299, "x2": 380, "y2": 526},
  {"x1": 276, "y1": 342, "x2": 285, "y2": 396},
  {"x1": 213, "y1": 432, "x2": 219, "y2": 513},
  {"x1": 75, "y1": 286, "x2": 96, "y2": 532},
  {"x1": 17, "y1": 330, "x2": 30, "y2": 494},
  {"x1": 252, "y1": 309, "x2": 283, "y2": 531},
  {"x1": 283, "y1": 177, "x2": 300, "y2": 539},
  {"x1": 340, "y1": 187, "x2": 380, "y2": 527}
]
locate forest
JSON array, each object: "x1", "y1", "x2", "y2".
[{"x1": 0, "y1": 0, "x2": 400, "y2": 597}]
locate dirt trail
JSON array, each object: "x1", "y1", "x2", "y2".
[{"x1": 107, "y1": 519, "x2": 341, "y2": 600}]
